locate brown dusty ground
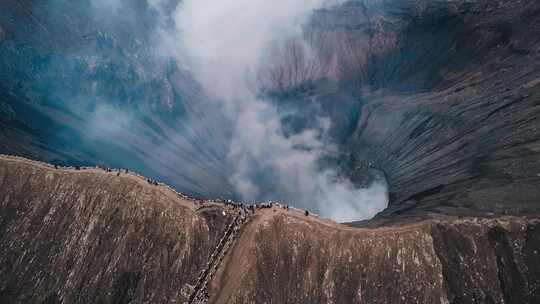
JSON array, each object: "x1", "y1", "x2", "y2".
[
  {"x1": 210, "y1": 207, "x2": 540, "y2": 304},
  {"x1": 1, "y1": 155, "x2": 540, "y2": 303},
  {"x1": 0, "y1": 155, "x2": 235, "y2": 303}
]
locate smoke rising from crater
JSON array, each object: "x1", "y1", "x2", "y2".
[
  {"x1": 151, "y1": 0, "x2": 389, "y2": 222},
  {"x1": 27, "y1": 0, "x2": 387, "y2": 222},
  {"x1": 12, "y1": 0, "x2": 526, "y2": 224}
]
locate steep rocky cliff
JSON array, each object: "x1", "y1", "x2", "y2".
[
  {"x1": 269, "y1": 0, "x2": 540, "y2": 220},
  {"x1": 1, "y1": 156, "x2": 539, "y2": 303},
  {"x1": 0, "y1": 156, "x2": 235, "y2": 303},
  {"x1": 211, "y1": 211, "x2": 540, "y2": 304},
  {"x1": 336, "y1": 0, "x2": 540, "y2": 219}
]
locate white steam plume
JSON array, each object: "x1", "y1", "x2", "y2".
[{"x1": 156, "y1": 0, "x2": 388, "y2": 222}]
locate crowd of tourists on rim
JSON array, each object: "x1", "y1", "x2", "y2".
[
  {"x1": 222, "y1": 199, "x2": 311, "y2": 216},
  {"x1": 49, "y1": 159, "x2": 313, "y2": 217}
]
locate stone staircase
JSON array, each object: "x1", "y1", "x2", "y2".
[{"x1": 187, "y1": 209, "x2": 249, "y2": 304}]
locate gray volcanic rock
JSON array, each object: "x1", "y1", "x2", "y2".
[
  {"x1": 0, "y1": 0, "x2": 233, "y2": 199},
  {"x1": 351, "y1": 70, "x2": 540, "y2": 218},
  {"x1": 315, "y1": 0, "x2": 540, "y2": 219},
  {"x1": 251, "y1": 0, "x2": 540, "y2": 219}
]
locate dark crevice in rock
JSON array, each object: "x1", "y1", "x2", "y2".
[{"x1": 488, "y1": 226, "x2": 527, "y2": 304}]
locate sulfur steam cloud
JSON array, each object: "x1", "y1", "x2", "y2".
[
  {"x1": 37, "y1": 0, "x2": 388, "y2": 222},
  {"x1": 148, "y1": 0, "x2": 389, "y2": 222}
]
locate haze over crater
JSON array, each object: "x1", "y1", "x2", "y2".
[{"x1": 150, "y1": 0, "x2": 389, "y2": 222}]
